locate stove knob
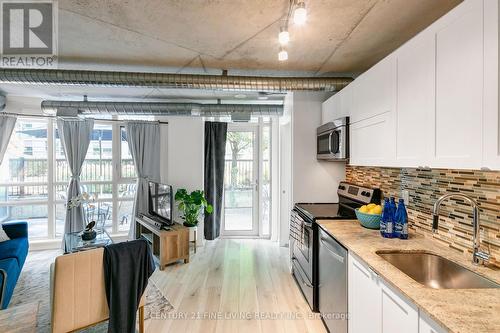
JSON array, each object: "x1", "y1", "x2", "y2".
[
  {"x1": 361, "y1": 191, "x2": 371, "y2": 197},
  {"x1": 339, "y1": 185, "x2": 346, "y2": 190}
]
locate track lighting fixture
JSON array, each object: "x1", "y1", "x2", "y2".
[
  {"x1": 293, "y1": 1, "x2": 307, "y2": 25},
  {"x1": 278, "y1": 47, "x2": 288, "y2": 61},
  {"x1": 279, "y1": 26, "x2": 290, "y2": 45}
]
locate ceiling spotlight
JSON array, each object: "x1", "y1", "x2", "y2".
[
  {"x1": 278, "y1": 47, "x2": 288, "y2": 61},
  {"x1": 279, "y1": 26, "x2": 290, "y2": 45},
  {"x1": 293, "y1": 1, "x2": 307, "y2": 25}
]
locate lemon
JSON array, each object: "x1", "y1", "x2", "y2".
[
  {"x1": 370, "y1": 205, "x2": 383, "y2": 215},
  {"x1": 359, "y1": 205, "x2": 369, "y2": 213},
  {"x1": 367, "y1": 203, "x2": 376, "y2": 209}
]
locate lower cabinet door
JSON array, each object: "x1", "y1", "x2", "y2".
[
  {"x1": 380, "y1": 280, "x2": 419, "y2": 333},
  {"x1": 419, "y1": 311, "x2": 447, "y2": 333},
  {"x1": 348, "y1": 253, "x2": 381, "y2": 333}
]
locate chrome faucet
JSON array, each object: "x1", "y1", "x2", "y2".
[{"x1": 432, "y1": 193, "x2": 490, "y2": 265}]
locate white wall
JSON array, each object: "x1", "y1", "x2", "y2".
[
  {"x1": 291, "y1": 92, "x2": 345, "y2": 203},
  {"x1": 279, "y1": 92, "x2": 345, "y2": 246},
  {"x1": 157, "y1": 116, "x2": 205, "y2": 245}
]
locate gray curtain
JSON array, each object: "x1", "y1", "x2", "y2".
[
  {"x1": 0, "y1": 115, "x2": 16, "y2": 165},
  {"x1": 204, "y1": 121, "x2": 227, "y2": 240},
  {"x1": 126, "y1": 122, "x2": 161, "y2": 239},
  {"x1": 57, "y1": 118, "x2": 94, "y2": 236}
]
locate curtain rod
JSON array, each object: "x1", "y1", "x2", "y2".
[{"x1": 0, "y1": 112, "x2": 168, "y2": 125}]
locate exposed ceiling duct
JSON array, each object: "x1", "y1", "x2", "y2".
[
  {"x1": 0, "y1": 68, "x2": 352, "y2": 92},
  {"x1": 41, "y1": 100, "x2": 284, "y2": 117}
]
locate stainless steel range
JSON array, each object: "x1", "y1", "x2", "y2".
[{"x1": 290, "y1": 182, "x2": 381, "y2": 313}]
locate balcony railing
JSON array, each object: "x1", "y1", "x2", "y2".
[
  {"x1": 6, "y1": 158, "x2": 135, "y2": 185},
  {"x1": 223, "y1": 159, "x2": 270, "y2": 189}
]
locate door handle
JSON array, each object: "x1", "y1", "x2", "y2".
[
  {"x1": 320, "y1": 237, "x2": 345, "y2": 263},
  {"x1": 328, "y1": 131, "x2": 333, "y2": 154}
]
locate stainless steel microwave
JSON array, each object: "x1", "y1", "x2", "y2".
[{"x1": 316, "y1": 117, "x2": 349, "y2": 161}]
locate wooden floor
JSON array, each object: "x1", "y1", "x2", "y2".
[{"x1": 147, "y1": 239, "x2": 326, "y2": 333}]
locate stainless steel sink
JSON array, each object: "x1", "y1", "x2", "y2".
[{"x1": 376, "y1": 251, "x2": 500, "y2": 289}]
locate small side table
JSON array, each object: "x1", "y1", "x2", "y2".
[
  {"x1": 187, "y1": 226, "x2": 198, "y2": 254},
  {"x1": 63, "y1": 228, "x2": 113, "y2": 254}
]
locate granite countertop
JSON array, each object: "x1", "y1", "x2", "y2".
[{"x1": 317, "y1": 219, "x2": 500, "y2": 333}]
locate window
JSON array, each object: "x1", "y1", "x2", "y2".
[
  {"x1": 54, "y1": 122, "x2": 136, "y2": 237},
  {"x1": 0, "y1": 117, "x2": 138, "y2": 240},
  {"x1": 0, "y1": 119, "x2": 49, "y2": 239}
]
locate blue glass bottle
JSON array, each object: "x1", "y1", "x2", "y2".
[
  {"x1": 383, "y1": 197, "x2": 396, "y2": 238},
  {"x1": 395, "y1": 198, "x2": 408, "y2": 239},
  {"x1": 380, "y1": 198, "x2": 390, "y2": 238}
]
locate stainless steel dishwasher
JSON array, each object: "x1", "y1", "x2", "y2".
[{"x1": 318, "y1": 227, "x2": 348, "y2": 333}]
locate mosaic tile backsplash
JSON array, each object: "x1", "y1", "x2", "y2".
[{"x1": 346, "y1": 166, "x2": 500, "y2": 266}]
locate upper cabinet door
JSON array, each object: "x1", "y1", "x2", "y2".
[
  {"x1": 321, "y1": 92, "x2": 341, "y2": 124},
  {"x1": 482, "y1": 0, "x2": 499, "y2": 170},
  {"x1": 352, "y1": 56, "x2": 396, "y2": 123},
  {"x1": 432, "y1": 0, "x2": 484, "y2": 169},
  {"x1": 322, "y1": 83, "x2": 355, "y2": 124},
  {"x1": 394, "y1": 29, "x2": 435, "y2": 168}
]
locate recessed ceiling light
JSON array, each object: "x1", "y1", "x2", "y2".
[
  {"x1": 293, "y1": 1, "x2": 307, "y2": 25},
  {"x1": 235, "y1": 94, "x2": 246, "y2": 99}
]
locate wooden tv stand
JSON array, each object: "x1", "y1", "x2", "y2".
[{"x1": 135, "y1": 216, "x2": 189, "y2": 270}]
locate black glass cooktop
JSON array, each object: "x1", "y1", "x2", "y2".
[{"x1": 295, "y1": 203, "x2": 355, "y2": 221}]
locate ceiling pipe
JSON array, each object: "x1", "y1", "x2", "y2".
[
  {"x1": 0, "y1": 68, "x2": 353, "y2": 92},
  {"x1": 41, "y1": 100, "x2": 284, "y2": 117}
]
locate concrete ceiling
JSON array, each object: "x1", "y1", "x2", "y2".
[{"x1": 56, "y1": 0, "x2": 462, "y2": 74}]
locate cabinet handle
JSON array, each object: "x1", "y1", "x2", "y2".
[{"x1": 368, "y1": 266, "x2": 379, "y2": 278}]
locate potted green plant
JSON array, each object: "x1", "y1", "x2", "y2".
[{"x1": 174, "y1": 189, "x2": 213, "y2": 227}]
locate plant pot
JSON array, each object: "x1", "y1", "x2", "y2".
[
  {"x1": 81, "y1": 230, "x2": 97, "y2": 241},
  {"x1": 183, "y1": 222, "x2": 198, "y2": 228}
]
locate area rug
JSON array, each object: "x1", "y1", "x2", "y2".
[{"x1": 9, "y1": 250, "x2": 174, "y2": 332}]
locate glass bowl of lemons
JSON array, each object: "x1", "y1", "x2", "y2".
[{"x1": 355, "y1": 203, "x2": 383, "y2": 229}]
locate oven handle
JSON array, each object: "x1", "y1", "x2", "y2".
[
  {"x1": 291, "y1": 257, "x2": 313, "y2": 288},
  {"x1": 320, "y1": 237, "x2": 345, "y2": 264}
]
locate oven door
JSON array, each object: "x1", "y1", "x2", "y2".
[
  {"x1": 290, "y1": 209, "x2": 315, "y2": 309},
  {"x1": 290, "y1": 210, "x2": 313, "y2": 281}
]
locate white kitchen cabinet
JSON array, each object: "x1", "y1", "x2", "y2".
[
  {"x1": 431, "y1": 0, "x2": 484, "y2": 169},
  {"x1": 321, "y1": 92, "x2": 341, "y2": 124},
  {"x1": 351, "y1": 55, "x2": 396, "y2": 123},
  {"x1": 419, "y1": 311, "x2": 447, "y2": 333},
  {"x1": 345, "y1": 0, "x2": 499, "y2": 170},
  {"x1": 348, "y1": 253, "x2": 381, "y2": 333},
  {"x1": 321, "y1": 83, "x2": 354, "y2": 124},
  {"x1": 482, "y1": 0, "x2": 500, "y2": 170},
  {"x1": 380, "y1": 280, "x2": 419, "y2": 333},
  {"x1": 394, "y1": 28, "x2": 435, "y2": 168},
  {"x1": 349, "y1": 111, "x2": 395, "y2": 167},
  {"x1": 349, "y1": 253, "x2": 445, "y2": 333}
]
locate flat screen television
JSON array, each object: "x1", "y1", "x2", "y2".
[{"x1": 148, "y1": 182, "x2": 173, "y2": 225}]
